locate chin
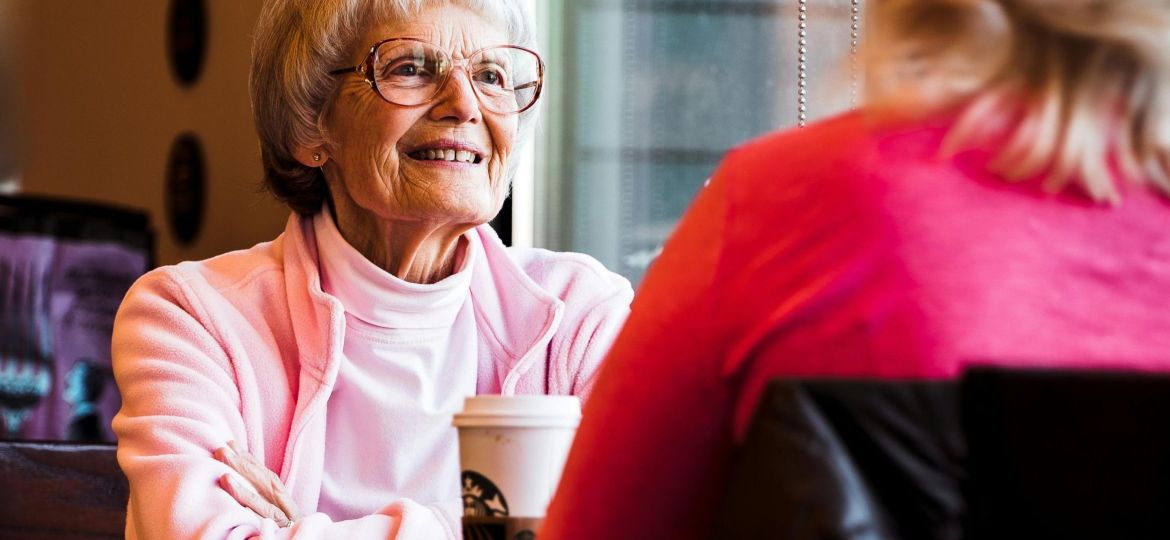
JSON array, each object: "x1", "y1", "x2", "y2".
[{"x1": 434, "y1": 201, "x2": 502, "y2": 227}]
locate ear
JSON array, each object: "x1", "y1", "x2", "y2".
[{"x1": 292, "y1": 146, "x2": 329, "y2": 168}]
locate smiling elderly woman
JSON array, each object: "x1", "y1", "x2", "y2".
[{"x1": 109, "y1": 1, "x2": 632, "y2": 538}]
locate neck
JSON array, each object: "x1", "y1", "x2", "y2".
[{"x1": 329, "y1": 197, "x2": 473, "y2": 285}]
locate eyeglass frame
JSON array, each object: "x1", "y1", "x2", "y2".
[{"x1": 327, "y1": 37, "x2": 546, "y2": 115}]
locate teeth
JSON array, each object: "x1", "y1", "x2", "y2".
[{"x1": 412, "y1": 148, "x2": 479, "y2": 163}]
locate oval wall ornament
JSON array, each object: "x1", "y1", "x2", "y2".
[
  {"x1": 165, "y1": 133, "x2": 206, "y2": 246},
  {"x1": 167, "y1": 0, "x2": 208, "y2": 87}
]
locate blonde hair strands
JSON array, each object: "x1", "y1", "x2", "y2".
[{"x1": 866, "y1": 0, "x2": 1170, "y2": 204}]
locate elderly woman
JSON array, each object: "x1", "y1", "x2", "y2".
[
  {"x1": 543, "y1": 0, "x2": 1170, "y2": 538},
  {"x1": 111, "y1": 0, "x2": 631, "y2": 538}
]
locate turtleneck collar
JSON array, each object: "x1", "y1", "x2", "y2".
[{"x1": 312, "y1": 208, "x2": 477, "y2": 330}]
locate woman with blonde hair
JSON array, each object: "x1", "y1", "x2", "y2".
[{"x1": 543, "y1": 1, "x2": 1170, "y2": 538}]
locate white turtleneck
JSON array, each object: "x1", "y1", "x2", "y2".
[{"x1": 313, "y1": 210, "x2": 478, "y2": 521}]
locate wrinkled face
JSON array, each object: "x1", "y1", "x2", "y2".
[{"x1": 320, "y1": 5, "x2": 516, "y2": 227}]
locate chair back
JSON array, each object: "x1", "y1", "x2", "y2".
[
  {"x1": 718, "y1": 368, "x2": 1170, "y2": 540},
  {"x1": 716, "y1": 378, "x2": 964, "y2": 540},
  {"x1": 962, "y1": 368, "x2": 1170, "y2": 539},
  {"x1": 0, "y1": 440, "x2": 128, "y2": 539}
]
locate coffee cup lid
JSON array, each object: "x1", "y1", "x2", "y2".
[{"x1": 453, "y1": 395, "x2": 581, "y2": 428}]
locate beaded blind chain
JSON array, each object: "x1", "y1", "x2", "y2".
[
  {"x1": 849, "y1": 0, "x2": 861, "y2": 109},
  {"x1": 797, "y1": 0, "x2": 808, "y2": 127},
  {"x1": 798, "y1": 0, "x2": 863, "y2": 127}
]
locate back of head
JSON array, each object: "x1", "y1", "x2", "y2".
[{"x1": 865, "y1": 0, "x2": 1170, "y2": 204}]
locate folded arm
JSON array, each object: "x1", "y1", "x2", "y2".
[{"x1": 112, "y1": 270, "x2": 455, "y2": 540}]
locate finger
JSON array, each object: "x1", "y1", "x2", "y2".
[
  {"x1": 254, "y1": 466, "x2": 300, "y2": 521},
  {"x1": 217, "y1": 443, "x2": 266, "y2": 493},
  {"x1": 220, "y1": 474, "x2": 292, "y2": 527},
  {"x1": 245, "y1": 464, "x2": 300, "y2": 521},
  {"x1": 270, "y1": 484, "x2": 303, "y2": 522},
  {"x1": 228, "y1": 440, "x2": 271, "y2": 472},
  {"x1": 219, "y1": 473, "x2": 275, "y2": 516},
  {"x1": 214, "y1": 442, "x2": 256, "y2": 476},
  {"x1": 213, "y1": 445, "x2": 238, "y2": 470},
  {"x1": 225, "y1": 441, "x2": 264, "y2": 472},
  {"x1": 217, "y1": 443, "x2": 299, "y2": 523}
]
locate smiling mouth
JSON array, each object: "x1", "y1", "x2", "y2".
[{"x1": 407, "y1": 148, "x2": 484, "y2": 164}]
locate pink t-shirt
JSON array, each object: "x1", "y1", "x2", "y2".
[
  {"x1": 314, "y1": 211, "x2": 478, "y2": 522},
  {"x1": 544, "y1": 111, "x2": 1170, "y2": 539}
]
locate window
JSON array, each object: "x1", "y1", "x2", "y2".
[{"x1": 530, "y1": 0, "x2": 863, "y2": 285}]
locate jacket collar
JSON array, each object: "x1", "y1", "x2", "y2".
[
  {"x1": 280, "y1": 212, "x2": 562, "y2": 390},
  {"x1": 467, "y1": 225, "x2": 565, "y2": 393}
]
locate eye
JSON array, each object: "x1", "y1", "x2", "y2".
[
  {"x1": 382, "y1": 57, "x2": 428, "y2": 78},
  {"x1": 391, "y1": 63, "x2": 419, "y2": 76},
  {"x1": 378, "y1": 54, "x2": 441, "y2": 87},
  {"x1": 474, "y1": 65, "x2": 508, "y2": 88}
]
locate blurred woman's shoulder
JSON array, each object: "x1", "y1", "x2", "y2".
[
  {"x1": 729, "y1": 109, "x2": 956, "y2": 173},
  {"x1": 736, "y1": 110, "x2": 873, "y2": 157}
]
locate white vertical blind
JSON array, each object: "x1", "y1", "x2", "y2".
[
  {"x1": 509, "y1": 0, "x2": 539, "y2": 248},
  {"x1": 534, "y1": 0, "x2": 862, "y2": 285}
]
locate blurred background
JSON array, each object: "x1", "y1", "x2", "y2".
[
  {"x1": 540, "y1": 0, "x2": 859, "y2": 284},
  {"x1": 0, "y1": 0, "x2": 860, "y2": 278},
  {"x1": 0, "y1": 0, "x2": 859, "y2": 440},
  {"x1": 0, "y1": 1, "x2": 285, "y2": 266}
]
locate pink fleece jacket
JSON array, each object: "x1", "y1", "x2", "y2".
[{"x1": 111, "y1": 214, "x2": 632, "y2": 539}]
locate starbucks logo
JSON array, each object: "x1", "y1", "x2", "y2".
[{"x1": 462, "y1": 471, "x2": 509, "y2": 517}]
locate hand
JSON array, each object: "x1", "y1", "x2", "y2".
[{"x1": 214, "y1": 440, "x2": 302, "y2": 527}]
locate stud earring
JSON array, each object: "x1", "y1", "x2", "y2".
[{"x1": 313, "y1": 153, "x2": 322, "y2": 162}]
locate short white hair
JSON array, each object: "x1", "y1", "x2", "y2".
[
  {"x1": 250, "y1": 0, "x2": 538, "y2": 215},
  {"x1": 865, "y1": 0, "x2": 1170, "y2": 204}
]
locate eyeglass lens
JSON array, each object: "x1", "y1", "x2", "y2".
[{"x1": 372, "y1": 42, "x2": 540, "y2": 113}]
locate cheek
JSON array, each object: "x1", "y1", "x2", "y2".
[
  {"x1": 331, "y1": 94, "x2": 414, "y2": 162},
  {"x1": 489, "y1": 116, "x2": 519, "y2": 156},
  {"x1": 487, "y1": 117, "x2": 520, "y2": 178},
  {"x1": 361, "y1": 117, "x2": 413, "y2": 163}
]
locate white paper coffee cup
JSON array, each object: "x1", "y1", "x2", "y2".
[{"x1": 453, "y1": 395, "x2": 581, "y2": 519}]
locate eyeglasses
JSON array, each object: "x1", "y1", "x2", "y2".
[{"x1": 328, "y1": 38, "x2": 545, "y2": 115}]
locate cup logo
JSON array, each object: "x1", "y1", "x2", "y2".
[{"x1": 462, "y1": 470, "x2": 509, "y2": 517}]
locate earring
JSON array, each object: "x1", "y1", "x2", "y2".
[{"x1": 313, "y1": 153, "x2": 322, "y2": 162}]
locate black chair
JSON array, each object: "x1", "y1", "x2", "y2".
[
  {"x1": 0, "y1": 440, "x2": 128, "y2": 539},
  {"x1": 962, "y1": 368, "x2": 1170, "y2": 539},
  {"x1": 717, "y1": 368, "x2": 1170, "y2": 540},
  {"x1": 716, "y1": 378, "x2": 963, "y2": 540}
]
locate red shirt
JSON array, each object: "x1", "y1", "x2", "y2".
[{"x1": 542, "y1": 111, "x2": 1170, "y2": 539}]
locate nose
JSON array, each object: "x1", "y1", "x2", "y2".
[{"x1": 427, "y1": 62, "x2": 482, "y2": 125}]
